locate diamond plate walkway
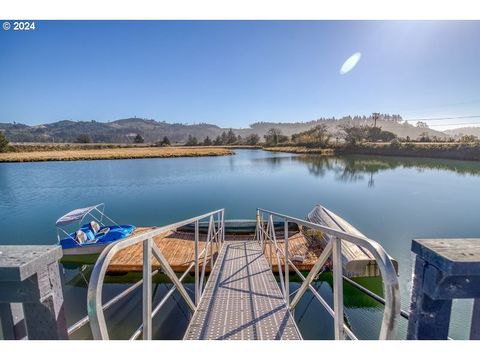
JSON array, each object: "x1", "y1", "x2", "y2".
[{"x1": 184, "y1": 240, "x2": 301, "y2": 340}]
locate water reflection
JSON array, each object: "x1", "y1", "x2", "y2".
[
  {"x1": 259, "y1": 154, "x2": 480, "y2": 188},
  {"x1": 64, "y1": 265, "x2": 393, "y2": 340}
]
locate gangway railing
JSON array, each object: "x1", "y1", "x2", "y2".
[
  {"x1": 86, "y1": 209, "x2": 225, "y2": 340},
  {"x1": 255, "y1": 208, "x2": 400, "y2": 340}
]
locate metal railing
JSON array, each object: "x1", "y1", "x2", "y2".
[
  {"x1": 255, "y1": 208, "x2": 400, "y2": 340},
  {"x1": 86, "y1": 209, "x2": 225, "y2": 340}
]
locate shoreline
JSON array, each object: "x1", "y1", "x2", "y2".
[
  {"x1": 263, "y1": 146, "x2": 335, "y2": 155},
  {"x1": 264, "y1": 142, "x2": 480, "y2": 162},
  {"x1": 3, "y1": 142, "x2": 480, "y2": 163},
  {"x1": 0, "y1": 146, "x2": 234, "y2": 163}
]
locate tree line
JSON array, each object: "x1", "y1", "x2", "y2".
[
  {"x1": 73, "y1": 129, "x2": 262, "y2": 147},
  {"x1": 72, "y1": 124, "x2": 480, "y2": 149},
  {"x1": 184, "y1": 129, "x2": 261, "y2": 146}
]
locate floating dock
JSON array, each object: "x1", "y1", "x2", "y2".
[
  {"x1": 107, "y1": 226, "x2": 323, "y2": 274},
  {"x1": 81, "y1": 208, "x2": 401, "y2": 340},
  {"x1": 105, "y1": 216, "x2": 396, "y2": 278}
]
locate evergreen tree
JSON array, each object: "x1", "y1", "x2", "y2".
[
  {"x1": 226, "y1": 129, "x2": 237, "y2": 144},
  {"x1": 220, "y1": 131, "x2": 228, "y2": 145},
  {"x1": 0, "y1": 131, "x2": 9, "y2": 152},
  {"x1": 245, "y1": 134, "x2": 260, "y2": 145},
  {"x1": 161, "y1": 136, "x2": 171, "y2": 146},
  {"x1": 213, "y1": 135, "x2": 222, "y2": 145},
  {"x1": 203, "y1": 136, "x2": 212, "y2": 146},
  {"x1": 264, "y1": 128, "x2": 287, "y2": 146},
  {"x1": 186, "y1": 134, "x2": 198, "y2": 146},
  {"x1": 156, "y1": 136, "x2": 171, "y2": 146},
  {"x1": 76, "y1": 134, "x2": 91, "y2": 143},
  {"x1": 134, "y1": 134, "x2": 145, "y2": 143}
]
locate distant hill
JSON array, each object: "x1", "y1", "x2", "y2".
[
  {"x1": 0, "y1": 118, "x2": 223, "y2": 143},
  {"x1": 241, "y1": 116, "x2": 448, "y2": 140},
  {"x1": 0, "y1": 115, "x2": 453, "y2": 143},
  {"x1": 444, "y1": 127, "x2": 480, "y2": 138}
]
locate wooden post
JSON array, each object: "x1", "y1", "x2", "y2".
[
  {"x1": 407, "y1": 239, "x2": 480, "y2": 340},
  {"x1": 0, "y1": 245, "x2": 68, "y2": 340}
]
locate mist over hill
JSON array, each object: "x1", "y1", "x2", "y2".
[
  {"x1": 242, "y1": 115, "x2": 448, "y2": 139},
  {"x1": 444, "y1": 127, "x2": 480, "y2": 138},
  {"x1": 0, "y1": 115, "x2": 467, "y2": 144}
]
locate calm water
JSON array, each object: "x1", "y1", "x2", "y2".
[{"x1": 1, "y1": 149, "x2": 479, "y2": 339}]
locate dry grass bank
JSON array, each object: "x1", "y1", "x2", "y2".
[
  {"x1": 263, "y1": 146, "x2": 334, "y2": 155},
  {"x1": 10, "y1": 143, "x2": 146, "y2": 152},
  {"x1": 0, "y1": 146, "x2": 233, "y2": 163}
]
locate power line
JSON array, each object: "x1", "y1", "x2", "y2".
[
  {"x1": 394, "y1": 98, "x2": 480, "y2": 113},
  {"x1": 404, "y1": 115, "x2": 480, "y2": 122},
  {"x1": 428, "y1": 122, "x2": 480, "y2": 127}
]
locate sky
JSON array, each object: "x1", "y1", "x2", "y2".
[{"x1": 1, "y1": 20, "x2": 480, "y2": 129}]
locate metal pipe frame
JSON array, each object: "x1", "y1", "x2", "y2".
[
  {"x1": 286, "y1": 257, "x2": 357, "y2": 340},
  {"x1": 68, "y1": 268, "x2": 160, "y2": 335},
  {"x1": 143, "y1": 238, "x2": 153, "y2": 339},
  {"x1": 199, "y1": 215, "x2": 214, "y2": 295},
  {"x1": 130, "y1": 261, "x2": 195, "y2": 340},
  {"x1": 87, "y1": 209, "x2": 225, "y2": 340},
  {"x1": 256, "y1": 208, "x2": 400, "y2": 340},
  {"x1": 268, "y1": 215, "x2": 286, "y2": 298},
  {"x1": 332, "y1": 236, "x2": 344, "y2": 340},
  {"x1": 70, "y1": 248, "x2": 212, "y2": 336},
  {"x1": 257, "y1": 219, "x2": 365, "y2": 340},
  {"x1": 194, "y1": 220, "x2": 200, "y2": 306},
  {"x1": 284, "y1": 219, "x2": 289, "y2": 308},
  {"x1": 209, "y1": 216, "x2": 214, "y2": 269},
  {"x1": 151, "y1": 244, "x2": 196, "y2": 312},
  {"x1": 286, "y1": 247, "x2": 411, "y2": 340}
]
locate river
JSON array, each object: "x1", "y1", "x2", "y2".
[{"x1": 1, "y1": 149, "x2": 479, "y2": 339}]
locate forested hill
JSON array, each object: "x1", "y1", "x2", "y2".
[
  {"x1": 0, "y1": 115, "x2": 454, "y2": 143},
  {"x1": 244, "y1": 115, "x2": 447, "y2": 139}
]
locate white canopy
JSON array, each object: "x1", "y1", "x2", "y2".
[{"x1": 55, "y1": 204, "x2": 104, "y2": 226}]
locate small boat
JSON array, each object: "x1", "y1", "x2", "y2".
[{"x1": 56, "y1": 203, "x2": 135, "y2": 263}]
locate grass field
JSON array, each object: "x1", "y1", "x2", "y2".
[{"x1": 0, "y1": 146, "x2": 233, "y2": 162}]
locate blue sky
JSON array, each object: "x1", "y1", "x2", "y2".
[{"x1": 1, "y1": 20, "x2": 480, "y2": 129}]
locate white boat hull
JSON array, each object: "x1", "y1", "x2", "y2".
[{"x1": 62, "y1": 243, "x2": 108, "y2": 256}]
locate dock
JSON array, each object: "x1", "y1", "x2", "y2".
[
  {"x1": 107, "y1": 227, "x2": 323, "y2": 274},
  {"x1": 2, "y1": 207, "x2": 404, "y2": 340},
  {"x1": 5, "y1": 208, "x2": 479, "y2": 340},
  {"x1": 82, "y1": 208, "x2": 400, "y2": 341},
  {"x1": 184, "y1": 240, "x2": 301, "y2": 340}
]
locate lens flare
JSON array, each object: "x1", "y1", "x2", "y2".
[{"x1": 340, "y1": 52, "x2": 361, "y2": 75}]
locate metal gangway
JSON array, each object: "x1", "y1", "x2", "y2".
[{"x1": 85, "y1": 208, "x2": 400, "y2": 340}]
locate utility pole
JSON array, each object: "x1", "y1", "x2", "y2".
[{"x1": 372, "y1": 112, "x2": 380, "y2": 128}]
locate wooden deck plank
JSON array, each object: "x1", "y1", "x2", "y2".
[{"x1": 107, "y1": 227, "x2": 323, "y2": 274}]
